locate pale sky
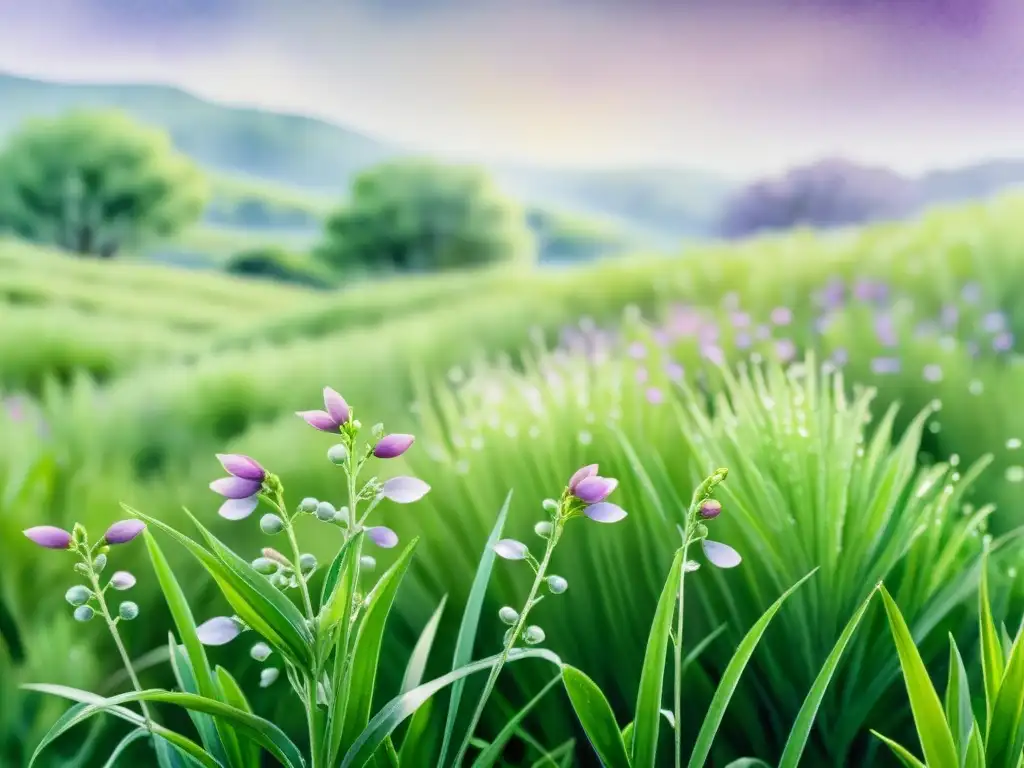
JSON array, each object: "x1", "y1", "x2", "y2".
[{"x1": 1, "y1": 0, "x2": 1023, "y2": 177}]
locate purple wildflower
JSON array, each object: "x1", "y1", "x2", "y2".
[
  {"x1": 730, "y1": 311, "x2": 751, "y2": 328},
  {"x1": 374, "y1": 434, "x2": 415, "y2": 459},
  {"x1": 994, "y1": 332, "x2": 1014, "y2": 352},
  {"x1": 103, "y1": 520, "x2": 146, "y2": 545},
  {"x1": 635, "y1": 367, "x2": 649, "y2": 384},
  {"x1": 961, "y1": 282, "x2": 982, "y2": 304},
  {"x1": 628, "y1": 341, "x2": 647, "y2": 360},
  {"x1": 923, "y1": 364, "x2": 943, "y2": 383},
  {"x1": 770, "y1": 307, "x2": 793, "y2": 326},
  {"x1": 754, "y1": 325, "x2": 771, "y2": 341},
  {"x1": 568, "y1": 465, "x2": 598, "y2": 493},
  {"x1": 366, "y1": 526, "x2": 399, "y2": 549},
  {"x1": 871, "y1": 357, "x2": 902, "y2": 375},
  {"x1": 574, "y1": 476, "x2": 618, "y2": 504},
  {"x1": 196, "y1": 617, "x2": 243, "y2": 646},
  {"x1": 494, "y1": 539, "x2": 529, "y2": 560},
  {"x1": 701, "y1": 345, "x2": 725, "y2": 366},
  {"x1": 775, "y1": 339, "x2": 796, "y2": 362},
  {"x1": 874, "y1": 314, "x2": 898, "y2": 347},
  {"x1": 940, "y1": 304, "x2": 959, "y2": 328},
  {"x1": 110, "y1": 571, "x2": 136, "y2": 590},
  {"x1": 735, "y1": 332, "x2": 752, "y2": 349},
  {"x1": 583, "y1": 502, "x2": 628, "y2": 523},
  {"x1": 297, "y1": 387, "x2": 351, "y2": 432},
  {"x1": 982, "y1": 311, "x2": 1007, "y2": 333},
  {"x1": 216, "y1": 454, "x2": 266, "y2": 482},
  {"x1": 646, "y1": 387, "x2": 664, "y2": 405},
  {"x1": 379, "y1": 476, "x2": 430, "y2": 503},
  {"x1": 831, "y1": 347, "x2": 849, "y2": 366},
  {"x1": 210, "y1": 453, "x2": 267, "y2": 520},
  {"x1": 665, "y1": 362, "x2": 685, "y2": 381},
  {"x1": 23, "y1": 525, "x2": 72, "y2": 550},
  {"x1": 703, "y1": 539, "x2": 742, "y2": 568},
  {"x1": 699, "y1": 499, "x2": 722, "y2": 519}
]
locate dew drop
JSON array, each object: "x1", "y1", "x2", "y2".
[
  {"x1": 1008, "y1": 438, "x2": 1022, "y2": 450},
  {"x1": 1006, "y1": 466, "x2": 1024, "y2": 483}
]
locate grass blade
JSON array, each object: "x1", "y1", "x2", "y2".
[
  {"x1": 561, "y1": 665, "x2": 630, "y2": 768},
  {"x1": 984, "y1": 622, "x2": 1024, "y2": 768},
  {"x1": 402, "y1": 595, "x2": 448, "y2": 693},
  {"x1": 979, "y1": 545, "x2": 1004, "y2": 724},
  {"x1": 216, "y1": 666, "x2": 261, "y2": 767},
  {"x1": 341, "y1": 647, "x2": 561, "y2": 768},
  {"x1": 778, "y1": 585, "x2": 878, "y2": 768},
  {"x1": 944, "y1": 635, "x2": 973, "y2": 767},
  {"x1": 688, "y1": 568, "x2": 818, "y2": 768},
  {"x1": 101, "y1": 728, "x2": 149, "y2": 768},
  {"x1": 632, "y1": 549, "x2": 684, "y2": 768},
  {"x1": 878, "y1": 585, "x2": 959, "y2": 768},
  {"x1": 338, "y1": 538, "x2": 420, "y2": 755},
  {"x1": 438, "y1": 489, "x2": 514, "y2": 766},
  {"x1": 471, "y1": 674, "x2": 561, "y2": 767},
  {"x1": 870, "y1": 731, "x2": 928, "y2": 768}
]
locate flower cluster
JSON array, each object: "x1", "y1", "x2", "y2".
[{"x1": 196, "y1": 386, "x2": 432, "y2": 688}]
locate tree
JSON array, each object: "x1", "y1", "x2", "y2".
[
  {"x1": 718, "y1": 159, "x2": 918, "y2": 238},
  {"x1": 0, "y1": 110, "x2": 207, "y2": 257},
  {"x1": 225, "y1": 246, "x2": 332, "y2": 288},
  {"x1": 316, "y1": 159, "x2": 533, "y2": 274}
]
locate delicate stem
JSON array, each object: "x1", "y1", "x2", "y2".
[
  {"x1": 452, "y1": 523, "x2": 560, "y2": 767},
  {"x1": 90, "y1": 570, "x2": 154, "y2": 731},
  {"x1": 307, "y1": 678, "x2": 324, "y2": 768},
  {"x1": 285, "y1": 518, "x2": 316, "y2": 620},
  {"x1": 674, "y1": 534, "x2": 690, "y2": 768}
]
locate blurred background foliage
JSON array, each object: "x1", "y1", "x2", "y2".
[{"x1": 2, "y1": 65, "x2": 1024, "y2": 767}]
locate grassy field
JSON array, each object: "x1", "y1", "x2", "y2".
[{"x1": 4, "y1": 193, "x2": 1024, "y2": 765}]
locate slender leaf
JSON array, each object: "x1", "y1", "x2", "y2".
[
  {"x1": 944, "y1": 635, "x2": 973, "y2": 767},
  {"x1": 402, "y1": 595, "x2": 448, "y2": 693},
  {"x1": 878, "y1": 586, "x2": 959, "y2": 768},
  {"x1": 966, "y1": 719, "x2": 985, "y2": 768},
  {"x1": 871, "y1": 731, "x2": 928, "y2": 768},
  {"x1": 102, "y1": 728, "x2": 150, "y2": 768},
  {"x1": 341, "y1": 647, "x2": 561, "y2": 768},
  {"x1": 320, "y1": 533, "x2": 361, "y2": 616},
  {"x1": 0, "y1": 584, "x2": 24, "y2": 663},
  {"x1": 338, "y1": 538, "x2": 420, "y2": 754},
  {"x1": 979, "y1": 545, "x2": 1004, "y2": 723},
  {"x1": 168, "y1": 637, "x2": 227, "y2": 765},
  {"x1": 985, "y1": 621, "x2": 1024, "y2": 768},
  {"x1": 632, "y1": 549, "x2": 684, "y2": 768},
  {"x1": 724, "y1": 760, "x2": 772, "y2": 768},
  {"x1": 439, "y1": 489, "x2": 514, "y2": 767},
  {"x1": 397, "y1": 697, "x2": 436, "y2": 766},
  {"x1": 688, "y1": 569, "x2": 818, "y2": 768},
  {"x1": 325, "y1": 535, "x2": 363, "y2": 761},
  {"x1": 778, "y1": 585, "x2": 877, "y2": 768},
  {"x1": 529, "y1": 738, "x2": 576, "y2": 768},
  {"x1": 472, "y1": 674, "x2": 562, "y2": 767},
  {"x1": 216, "y1": 666, "x2": 261, "y2": 768},
  {"x1": 24, "y1": 684, "x2": 305, "y2": 768},
  {"x1": 562, "y1": 665, "x2": 630, "y2": 768}
]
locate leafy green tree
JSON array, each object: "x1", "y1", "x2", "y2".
[
  {"x1": 226, "y1": 246, "x2": 332, "y2": 288},
  {"x1": 316, "y1": 160, "x2": 533, "y2": 273},
  {"x1": 0, "y1": 110, "x2": 207, "y2": 257}
]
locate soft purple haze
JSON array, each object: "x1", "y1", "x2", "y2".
[{"x1": 1, "y1": 0, "x2": 1023, "y2": 175}]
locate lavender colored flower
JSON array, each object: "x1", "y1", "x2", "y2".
[
  {"x1": 961, "y1": 282, "x2": 982, "y2": 304},
  {"x1": 754, "y1": 325, "x2": 772, "y2": 341},
  {"x1": 993, "y1": 332, "x2": 1014, "y2": 352},
  {"x1": 646, "y1": 387, "x2": 664, "y2": 405},
  {"x1": 568, "y1": 464, "x2": 598, "y2": 494},
  {"x1": 196, "y1": 616, "x2": 243, "y2": 646},
  {"x1": 701, "y1": 344, "x2": 725, "y2": 366},
  {"x1": 664, "y1": 362, "x2": 684, "y2": 381},
  {"x1": 296, "y1": 387, "x2": 351, "y2": 432},
  {"x1": 735, "y1": 332, "x2": 752, "y2": 349},
  {"x1": 216, "y1": 454, "x2": 265, "y2": 482},
  {"x1": 366, "y1": 526, "x2": 399, "y2": 549},
  {"x1": 874, "y1": 315, "x2": 898, "y2": 347},
  {"x1": 699, "y1": 499, "x2": 722, "y2": 519},
  {"x1": 940, "y1": 304, "x2": 959, "y2": 328},
  {"x1": 770, "y1": 307, "x2": 793, "y2": 326},
  {"x1": 730, "y1": 311, "x2": 751, "y2": 328},
  {"x1": 775, "y1": 339, "x2": 796, "y2": 362},
  {"x1": 379, "y1": 476, "x2": 430, "y2": 503},
  {"x1": 831, "y1": 347, "x2": 849, "y2": 365},
  {"x1": 583, "y1": 502, "x2": 628, "y2": 523},
  {"x1": 494, "y1": 539, "x2": 529, "y2": 560},
  {"x1": 702, "y1": 539, "x2": 742, "y2": 568},
  {"x1": 635, "y1": 367, "x2": 649, "y2": 384},
  {"x1": 871, "y1": 357, "x2": 902, "y2": 375},
  {"x1": 103, "y1": 520, "x2": 145, "y2": 545},
  {"x1": 23, "y1": 525, "x2": 72, "y2": 550},
  {"x1": 628, "y1": 341, "x2": 648, "y2": 359},
  {"x1": 923, "y1": 364, "x2": 943, "y2": 383},
  {"x1": 374, "y1": 434, "x2": 415, "y2": 459},
  {"x1": 110, "y1": 571, "x2": 136, "y2": 590},
  {"x1": 574, "y1": 476, "x2": 618, "y2": 504}
]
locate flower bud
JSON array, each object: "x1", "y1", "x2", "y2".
[
  {"x1": 546, "y1": 575, "x2": 568, "y2": 594},
  {"x1": 352, "y1": 419, "x2": 362, "y2": 430},
  {"x1": 74, "y1": 605, "x2": 95, "y2": 622},
  {"x1": 299, "y1": 497, "x2": 319, "y2": 513},
  {"x1": 498, "y1": 606, "x2": 519, "y2": 625},
  {"x1": 250, "y1": 642, "x2": 272, "y2": 662},
  {"x1": 334, "y1": 506, "x2": 350, "y2": 526},
  {"x1": 359, "y1": 555, "x2": 377, "y2": 571},
  {"x1": 327, "y1": 444, "x2": 348, "y2": 465},
  {"x1": 524, "y1": 626, "x2": 546, "y2": 645},
  {"x1": 683, "y1": 560, "x2": 701, "y2": 573},
  {"x1": 271, "y1": 572, "x2": 289, "y2": 588},
  {"x1": 533, "y1": 521, "x2": 553, "y2": 538},
  {"x1": 103, "y1": 520, "x2": 146, "y2": 545},
  {"x1": 24, "y1": 525, "x2": 73, "y2": 550},
  {"x1": 73, "y1": 563, "x2": 90, "y2": 575},
  {"x1": 92, "y1": 554, "x2": 108, "y2": 573},
  {"x1": 371, "y1": 423, "x2": 385, "y2": 440},
  {"x1": 698, "y1": 499, "x2": 722, "y2": 520},
  {"x1": 542, "y1": 498, "x2": 559, "y2": 512},
  {"x1": 260, "y1": 514, "x2": 284, "y2": 535},
  {"x1": 574, "y1": 476, "x2": 618, "y2": 504},
  {"x1": 65, "y1": 585, "x2": 91, "y2": 606},
  {"x1": 373, "y1": 434, "x2": 415, "y2": 459},
  {"x1": 260, "y1": 668, "x2": 280, "y2": 688},
  {"x1": 493, "y1": 539, "x2": 529, "y2": 560},
  {"x1": 315, "y1": 502, "x2": 337, "y2": 522},
  {"x1": 694, "y1": 523, "x2": 709, "y2": 540},
  {"x1": 252, "y1": 557, "x2": 276, "y2": 574},
  {"x1": 110, "y1": 571, "x2": 136, "y2": 590},
  {"x1": 119, "y1": 601, "x2": 139, "y2": 621},
  {"x1": 299, "y1": 554, "x2": 317, "y2": 571}
]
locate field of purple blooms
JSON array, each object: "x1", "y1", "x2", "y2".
[{"x1": 3, "y1": 193, "x2": 1024, "y2": 765}]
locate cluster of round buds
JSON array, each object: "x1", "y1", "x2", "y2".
[
  {"x1": 193, "y1": 615, "x2": 278, "y2": 686},
  {"x1": 252, "y1": 547, "x2": 316, "y2": 591},
  {"x1": 690, "y1": 469, "x2": 741, "y2": 569}
]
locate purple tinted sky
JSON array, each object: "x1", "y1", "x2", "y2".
[{"x1": 2, "y1": 0, "x2": 1023, "y2": 176}]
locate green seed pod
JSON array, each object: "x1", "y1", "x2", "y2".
[
  {"x1": 359, "y1": 555, "x2": 376, "y2": 571},
  {"x1": 524, "y1": 626, "x2": 546, "y2": 645},
  {"x1": 327, "y1": 444, "x2": 348, "y2": 466},
  {"x1": 533, "y1": 521, "x2": 553, "y2": 538},
  {"x1": 250, "y1": 642, "x2": 272, "y2": 662},
  {"x1": 260, "y1": 514, "x2": 284, "y2": 535},
  {"x1": 542, "y1": 498, "x2": 559, "y2": 512},
  {"x1": 65, "y1": 585, "x2": 91, "y2": 607},
  {"x1": 299, "y1": 497, "x2": 319, "y2": 513},
  {"x1": 498, "y1": 606, "x2": 519, "y2": 625},
  {"x1": 251, "y1": 557, "x2": 276, "y2": 574},
  {"x1": 315, "y1": 502, "x2": 336, "y2": 522},
  {"x1": 92, "y1": 554, "x2": 107, "y2": 573},
  {"x1": 118, "y1": 601, "x2": 139, "y2": 621},
  {"x1": 73, "y1": 605, "x2": 95, "y2": 622},
  {"x1": 299, "y1": 553, "x2": 317, "y2": 571},
  {"x1": 546, "y1": 575, "x2": 568, "y2": 594}
]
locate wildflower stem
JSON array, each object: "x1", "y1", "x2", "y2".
[
  {"x1": 273, "y1": 491, "x2": 315, "y2": 620},
  {"x1": 673, "y1": 533, "x2": 691, "y2": 768},
  {"x1": 452, "y1": 520, "x2": 560, "y2": 767},
  {"x1": 89, "y1": 569, "x2": 154, "y2": 731},
  {"x1": 306, "y1": 679, "x2": 324, "y2": 768}
]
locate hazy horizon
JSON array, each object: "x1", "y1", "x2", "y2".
[{"x1": 2, "y1": 0, "x2": 1023, "y2": 177}]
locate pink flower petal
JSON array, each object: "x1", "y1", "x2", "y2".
[
  {"x1": 210, "y1": 476, "x2": 262, "y2": 500},
  {"x1": 196, "y1": 616, "x2": 242, "y2": 646},
  {"x1": 322, "y1": 387, "x2": 350, "y2": 425},
  {"x1": 216, "y1": 453, "x2": 265, "y2": 481},
  {"x1": 575, "y1": 476, "x2": 618, "y2": 504},
  {"x1": 103, "y1": 519, "x2": 146, "y2": 545},
  {"x1": 702, "y1": 539, "x2": 742, "y2": 569},
  {"x1": 493, "y1": 539, "x2": 529, "y2": 560},
  {"x1": 366, "y1": 526, "x2": 399, "y2": 549},
  {"x1": 219, "y1": 496, "x2": 259, "y2": 521},
  {"x1": 23, "y1": 525, "x2": 72, "y2": 549},
  {"x1": 296, "y1": 410, "x2": 341, "y2": 432},
  {"x1": 380, "y1": 476, "x2": 430, "y2": 503},
  {"x1": 567, "y1": 464, "x2": 599, "y2": 493},
  {"x1": 373, "y1": 434, "x2": 415, "y2": 459},
  {"x1": 583, "y1": 502, "x2": 628, "y2": 524}
]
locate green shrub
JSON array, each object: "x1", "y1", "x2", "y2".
[{"x1": 225, "y1": 247, "x2": 334, "y2": 289}]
